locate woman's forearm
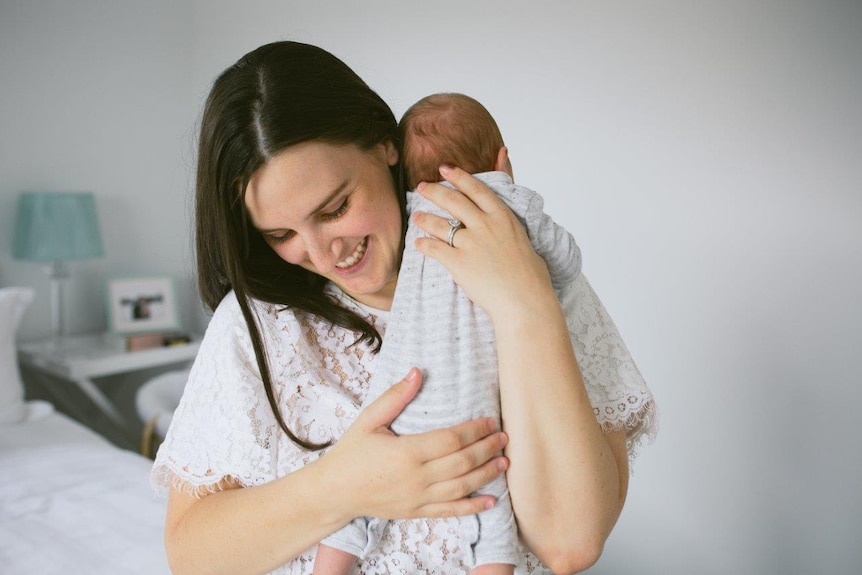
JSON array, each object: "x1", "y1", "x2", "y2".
[
  {"x1": 165, "y1": 458, "x2": 348, "y2": 575},
  {"x1": 494, "y1": 289, "x2": 628, "y2": 574},
  {"x1": 163, "y1": 371, "x2": 510, "y2": 575}
]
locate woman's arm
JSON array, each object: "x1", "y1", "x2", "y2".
[
  {"x1": 164, "y1": 369, "x2": 509, "y2": 575},
  {"x1": 414, "y1": 166, "x2": 630, "y2": 574},
  {"x1": 493, "y1": 293, "x2": 629, "y2": 573}
]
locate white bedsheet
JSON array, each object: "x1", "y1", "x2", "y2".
[{"x1": 0, "y1": 402, "x2": 170, "y2": 574}]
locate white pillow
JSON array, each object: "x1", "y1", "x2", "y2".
[{"x1": 0, "y1": 287, "x2": 35, "y2": 423}]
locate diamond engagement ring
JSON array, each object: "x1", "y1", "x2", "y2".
[{"x1": 446, "y1": 218, "x2": 464, "y2": 247}]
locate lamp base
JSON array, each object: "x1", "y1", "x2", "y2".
[{"x1": 46, "y1": 261, "x2": 69, "y2": 349}]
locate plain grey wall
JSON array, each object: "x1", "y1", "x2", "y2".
[
  {"x1": 2, "y1": 1, "x2": 860, "y2": 573},
  {"x1": 0, "y1": 0, "x2": 202, "y2": 338}
]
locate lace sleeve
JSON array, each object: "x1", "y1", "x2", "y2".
[
  {"x1": 150, "y1": 292, "x2": 282, "y2": 497},
  {"x1": 561, "y1": 274, "x2": 658, "y2": 464}
]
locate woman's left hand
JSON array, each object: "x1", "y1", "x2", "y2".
[{"x1": 413, "y1": 165, "x2": 554, "y2": 323}]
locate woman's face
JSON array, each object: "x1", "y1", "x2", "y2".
[{"x1": 245, "y1": 140, "x2": 403, "y2": 310}]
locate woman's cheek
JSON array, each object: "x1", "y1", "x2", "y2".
[{"x1": 269, "y1": 241, "x2": 303, "y2": 266}]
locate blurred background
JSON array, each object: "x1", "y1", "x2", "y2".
[{"x1": 1, "y1": 1, "x2": 860, "y2": 573}]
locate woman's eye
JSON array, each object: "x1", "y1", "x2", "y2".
[
  {"x1": 267, "y1": 230, "x2": 294, "y2": 244},
  {"x1": 264, "y1": 197, "x2": 348, "y2": 245},
  {"x1": 321, "y1": 198, "x2": 350, "y2": 221}
]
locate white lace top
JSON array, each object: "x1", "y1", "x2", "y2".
[{"x1": 151, "y1": 273, "x2": 657, "y2": 574}]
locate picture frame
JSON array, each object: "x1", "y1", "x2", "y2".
[{"x1": 106, "y1": 276, "x2": 179, "y2": 335}]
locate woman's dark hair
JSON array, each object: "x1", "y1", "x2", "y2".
[{"x1": 195, "y1": 41, "x2": 404, "y2": 449}]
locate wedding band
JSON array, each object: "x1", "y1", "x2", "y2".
[{"x1": 446, "y1": 218, "x2": 464, "y2": 247}]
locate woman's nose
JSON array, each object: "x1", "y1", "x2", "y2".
[{"x1": 303, "y1": 233, "x2": 341, "y2": 273}]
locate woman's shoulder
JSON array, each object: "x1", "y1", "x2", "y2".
[
  {"x1": 208, "y1": 289, "x2": 302, "y2": 331},
  {"x1": 196, "y1": 290, "x2": 309, "y2": 369},
  {"x1": 208, "y1": 289, "x2": 243, "y2": 324},
  {"x1": 204, "y1": 284, "x2": 381, "y2": 359},
  {"x1": 209, "y1": 289, "x2": 273, "y2": 320}
]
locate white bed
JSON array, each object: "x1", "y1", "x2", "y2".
[{"x1": 0, "y1": 287, "x2": 171, "y2": 574}]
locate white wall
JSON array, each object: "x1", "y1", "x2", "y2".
[
  {"x1": 0, "y1": 0, "x2": 201, "y2": 339},
  {"x1": 2, "y1": 1, "x2": 860, "y2": 573}
]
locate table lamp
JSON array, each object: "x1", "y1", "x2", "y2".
[{"x1": 13, "y1": 191, "x2": 104, "y2": 347}]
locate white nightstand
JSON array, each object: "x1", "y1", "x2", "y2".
[{"x1": 18, "y1": 332, "x2": 201, "y2": 426}]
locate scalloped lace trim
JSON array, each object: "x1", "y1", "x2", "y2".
[
  {"x1": 150, "y1": 465, "x2": 245, "y2": 499},
  {"x1": 597, "y1": 397, "x2": 659, "y2": 469}
]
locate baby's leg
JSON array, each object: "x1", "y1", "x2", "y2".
[
  {"x1": 470, "y1": 563, "x2": 515, "y2": 575},
  {"x1": 312, "y1": 543, "x2": 358, "y2": 575}
]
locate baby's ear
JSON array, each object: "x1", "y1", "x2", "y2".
[{"x1": 494, "y1": 146, "x2": 514, "y2": 181}]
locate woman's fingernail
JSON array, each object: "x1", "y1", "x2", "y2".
[
  {"x1": 406, "y1": 367, "x2": 420, "y2": 385},
  {"x1": 485, "y1": 499, "x2": 496, "y2": 510},
  {"x1": 439, "y1": 164, "x2": 453, "y2": 175},
  {"x1": 417, "y1": 181, "x2": 426, "y2": 192},
  {"x1": 497, "y1": 457, "x2": 509, "y2": 471}
]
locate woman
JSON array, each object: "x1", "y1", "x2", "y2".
[{"x1": 152, "y1": 41, "x2": 656, "y2": 575}]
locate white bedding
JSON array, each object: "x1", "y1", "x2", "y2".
[{"x1": 0, "y1": 402, "x2": 171, "y2": 574}]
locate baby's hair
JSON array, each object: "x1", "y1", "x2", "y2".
[{"x1": 398, "y1": 93, "x2": 504, "y2": 189}]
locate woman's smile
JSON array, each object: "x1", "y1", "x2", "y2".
[{"x1": 335, "y1": 236, "x2": 368, "y2": 269}]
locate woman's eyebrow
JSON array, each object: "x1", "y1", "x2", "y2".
[{"x1": 305, "y1": 179, "x2": 349, "y2": 220}]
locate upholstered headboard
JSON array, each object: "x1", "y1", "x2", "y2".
[{"x1": 0, "y1": 287, "x2": 34, "y2": 423}]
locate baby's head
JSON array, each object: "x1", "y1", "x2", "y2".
[{"x1": 398, "y1": 93, "x2": 510, "y2": 190}]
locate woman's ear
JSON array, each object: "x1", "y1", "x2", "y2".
[
  {"x1": 494, "y1": 146, "x2": 514, "y2": 181},
  {"x1": 383, "y1": 140, "x2": 399, "y2": 166}
]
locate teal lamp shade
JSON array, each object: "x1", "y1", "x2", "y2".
[{"x1": 13, "y1": 191, "x2": 104, "y2": 262}]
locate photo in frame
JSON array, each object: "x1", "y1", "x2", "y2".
[{"x1": 106, "y1": 276, "x2": 178, "y2": 334}]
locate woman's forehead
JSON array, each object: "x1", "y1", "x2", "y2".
[
  {"x1": 263, "y1": 142, "x2": 357, "y2": 190},
  {"x1": 244, "y1": 142, "x2": 366, "y2": 227}
]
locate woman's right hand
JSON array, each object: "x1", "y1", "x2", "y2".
[{"x1": 321, "y1": 367, "x2": 509, "y2": 522}]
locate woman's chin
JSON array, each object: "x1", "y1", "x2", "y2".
[{"x1": 339, "y1": 278, "x2": 396, "y2": 310}]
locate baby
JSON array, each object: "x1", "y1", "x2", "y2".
[{"x1": 313, "y1": 93, "x2": 581, "y2": 574}]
